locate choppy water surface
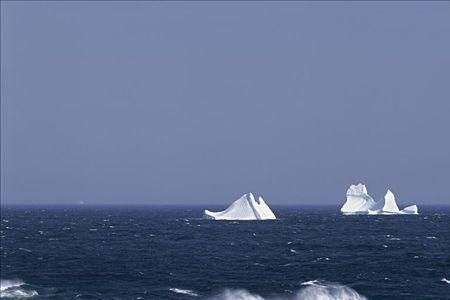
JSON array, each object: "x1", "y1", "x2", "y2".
[{"x1": 1, "y1": 206, "x2": 449, "y2": 299}]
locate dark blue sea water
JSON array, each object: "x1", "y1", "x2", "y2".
[{"x1": 1, "y1": 206, "x2": 449, "y2": 299}]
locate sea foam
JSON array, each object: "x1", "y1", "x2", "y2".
[
  {"x1": 0, "y1": 279, "x2": 38, "y2": 298},
  {"x1": 1, "y1": 280, "x2": 26, "y2": 292},
  {"x1": 296, "y1": 281, "x2": 366, "y2": 300},
  {"x1": 169, "y1": 288, "x2": 199, "y2": 297},
  {"x1": 206, "y1": 281, "x2": 366, "y2": 300}
]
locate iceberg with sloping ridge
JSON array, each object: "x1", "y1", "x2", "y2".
[
  {"x1": 401, "y1": 204, "x2": 418, "y2": 215},
  {"x1": 203, "y1": 193, "x2": 276, "y2": 220},
  {"x1": 341, "y1": 184, "x2": 418, "y2": 215}
]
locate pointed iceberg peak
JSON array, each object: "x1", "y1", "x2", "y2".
[
  {"x1": 385, "y1": 189, "x2": 395, "y2": 201},
  {"x1": 248, "y1": 193, "x2": 255, "y2": 202},
  {"x1": 254, "y1": 196, "x2": 276, "y2": 220},
  {"x1": 341, "y1": 184, "x2": 419, "y2": 215},
  {"x1": 203, "y1": 193, "x2": 276, "y2": 220},
  {"x1": 381, "y1": 189, "x2": 400, "y2": 213}
]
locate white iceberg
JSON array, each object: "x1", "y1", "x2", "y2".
[
  {"x1": 401, "y1": 205, "x2": 418, "y2": 215},
  {"x1": 203, "y1": 193, "x2": 276, "y2": 220},
  {"x1": 368, "y1": 190, "x2": 400, "y2": 214},
  {"x1": 341, "y1": 184, "x2": 376, "y2": 214},
  {"x1": 341, "y1": 184, "x2": 418, "y2": 215}
]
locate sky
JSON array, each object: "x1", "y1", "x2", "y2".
[{"x1": 1, "y1": 2, "x2": 450, "y2": 205}]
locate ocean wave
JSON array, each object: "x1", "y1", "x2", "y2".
[
  {"x1": 300, "y1": 280, "x2": 320, "y2": 286},
  {"x1": 207, "y1": 289, "x2": 264, "y2": 300},
  {"x1": 1, "y1": 280, "x2": 24, "y2": 292},
  {"x1": 206, "y1": 281, "x2": 366, "y2": 300},
  {"x1": 169, "y1": 288, "x2": 199, "y2": 297},
  {"x1": 1, "y1": 279, "x2": 38, "y2": 298},
  {"x1": 295, "y1": 281, "x2": 366, "y2": 300},
  {"x1": 441, "y1": 278, "x2": 450, "y2": 284}
]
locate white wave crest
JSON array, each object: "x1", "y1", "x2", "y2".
[
  {"x1": 295, "y1": 281, "x2": 367, "y2": 300},
  {"x1": 1, "y1": 280, "x2": 24, "y2": 292},
  {"x1": 1, "y1": 289, "x2": 38, "y2": 299},
  {"x1": 1, "y1": 279, "x2": 38, "y2": 298},
  {"x1": 441, "y1": 278, "x2": 450, "y2": 284},
  {"x1": 206, "y1": 281, "x2": 366, "y2": 300},
  {"x1": 300, "y1": 280, "x2": 320, "y2": 286},
  {"x1": 207, "y1": 289, "x2": 264, "y2": 300},
  {"x1": 170, "y1": 288, "x2": 199, "y2": 297}
]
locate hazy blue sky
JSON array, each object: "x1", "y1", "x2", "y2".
[{"x1": 1, "y1": 2, "x2": 450, "y2": 205}]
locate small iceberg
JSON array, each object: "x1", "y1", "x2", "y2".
[
  {"x1": 341, "y1": 184, "x2": 418, "y2": 215},
  {"x1": 203, "y1": 193, "x2": 276, "y2": 220}
]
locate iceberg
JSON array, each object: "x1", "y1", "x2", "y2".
[
  {"x1": 341, "y1": 184, "x2": 376, "y2": 214},
  {"x1": 341, "y1": 184, "x2": 418, "y2": 215},
  {"x1": 368, "y1": 190, "x2": 400, "y2": 214},
  {"x1": 203, "y1": 193, "x2": 276, "y2": 220},
  {"x1": 401, "y1": 205, "x2": 418, "y2": 215}
]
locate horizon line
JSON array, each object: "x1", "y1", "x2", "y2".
[{"x1": 2, "y1": 203, "x2": 450, "y2": 207}]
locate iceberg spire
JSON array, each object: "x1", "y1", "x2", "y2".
[{"x1": 382, "y1": 189, "x2": 400, "y2": 213}]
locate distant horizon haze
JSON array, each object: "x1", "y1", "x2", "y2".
[{"x1": 1, "y1": 2, "x2": 450, "y2": 205}]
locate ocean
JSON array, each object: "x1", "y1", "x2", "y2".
[{"x1": 1, "y1": 206, "x2": 449, "y2": 299}]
